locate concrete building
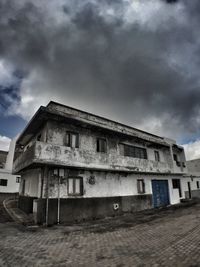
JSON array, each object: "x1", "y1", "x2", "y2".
[
  {"x1": 184, "y1": 159, "x2": 200, "y2": 199},
  {"x1": 0, "y1": 138, "x2": 20, "y2": 199},
  {"x1": 13, "y1": 101, "x2": 190, "y2": 224}
]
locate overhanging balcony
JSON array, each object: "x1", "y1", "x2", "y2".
[{"x1": 13, "y1": 141, "x2": 175, "y2": 174}]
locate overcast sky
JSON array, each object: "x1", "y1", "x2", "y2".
[{"x1": 0, "y1": 0, "x2": 200, "y2": 160}]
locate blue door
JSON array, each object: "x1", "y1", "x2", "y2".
[{"x1": 152, "y1": 180, "x2": 170, "y2": 208}]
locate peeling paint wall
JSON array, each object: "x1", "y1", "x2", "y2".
[
  {"x1": 43, "y1": 167, "x2": 182, "y2": 205},
  {"x1": 32, "y1": 120, "x2": 175, "y2": 174}
]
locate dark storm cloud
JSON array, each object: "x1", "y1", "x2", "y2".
[{"x1": 0, "y1": 0, "x2": 200, "y2": 142}]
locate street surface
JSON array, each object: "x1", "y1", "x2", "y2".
[{"x1": 0, "y1": 202, "x2": 200, "y2": 266}]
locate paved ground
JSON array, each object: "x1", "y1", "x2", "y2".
[{"x1": 1, "y1": 203, "x2": 200, "y2": 267}]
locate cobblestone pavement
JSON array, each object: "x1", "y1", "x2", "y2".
[{"x1": 1, "y1": 203, "x2": 200, "y2": 267}]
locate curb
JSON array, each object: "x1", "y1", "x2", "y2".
[{"x1": 3, "y1": 198, "x2": 34, "y2": 225}]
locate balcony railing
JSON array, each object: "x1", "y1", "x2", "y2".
[{"x1": 13, "y1": 144, "x2": 36, "y2": 173}]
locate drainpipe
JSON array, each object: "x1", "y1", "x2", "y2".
[
  {"x1": 57, "y1": 176, "x2": 60, "y2": 225},
  {"x1": 45, "y1": 166, "x2": 49, "y2": 226}
]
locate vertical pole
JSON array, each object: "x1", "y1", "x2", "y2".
[
  {"x1": 45, "y1": 166, "x2": 49, "y2": 226},
  {"x1": 57, "y1": 176, "x2": 60, "y2": 224}
]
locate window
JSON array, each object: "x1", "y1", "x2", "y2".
[
  {"x1": 172, "y1": 179, "x2": 182, "y2": 197},
  {"x1": 16, "y1": 177, "x2": 21, "y2": 183},
  {"x1": 173, "y1": 154, "x2": 181, "y2": 166},
  {"x1": 154, "y1": 151, "x2": 160, "y2": 162},
  {"x1": 37, "y1": 134, "x2": 42, "y2": 141},
  {"x1": 197, "y1": 181, "x2": 200, "y2": 189},
  {"x1": 0, "y1": 179, "x2": 8, "y2": 186},
  {"x1": 97, "y1": 138, "x2": 107, "y2": 153},
  {"x1": 121, "y1": 144, "x2": 147, "y2": 159},
  {"x1": 65, "y1": 132, "x2": 79, "y2": 148},
  {"x1": 67, "y1": 177, "x2": 83, "y2": 196},
  {"x1": 182, "y1": 162, "x2": 186, "y2": 168},
  {"x1": 137, "y1": 179, "x2": 145, "y2": 194}
]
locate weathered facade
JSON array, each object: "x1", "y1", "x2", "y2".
[{"x1": 13, "y1": 101, "x2": 191, "y2": 224}]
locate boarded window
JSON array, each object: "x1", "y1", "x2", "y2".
[
  {"x1": 121, "y1": 144, "x2": 147, "y2": 159},
  {"x1": 67, "y1": 177, "x2": 83, "y2": 196},
  {"x1": 154, "y1": 151, "x2": 160, "y2": 162},
  {"x1": 65, "y1": 132, "x2": 79, "y2": 148},
  {"x1": 137, "y1": 179, "x2": 145, "y2": 194},
  {"x1": 97, "y1": 138, "x2": 107, "y2": 153},
  {"x1": 0, "y1": 179, "x2": 8, "y2": 186}
]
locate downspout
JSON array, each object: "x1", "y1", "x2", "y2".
[
  {"x1": 57, "y1": 176, "x2": 60, "y2": 224},
  {"x1": 45, "y1": 166, "x2": 49, "y2": 226}
]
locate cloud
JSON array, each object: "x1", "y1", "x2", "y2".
[
  {"x1": 0, "y1": 0, "x2": 200, "y2": 144},
  {"x1": 0, "y1": 59, "x2": 18, "y2": 88},
  {"x1": 0, "y1": 135, "x2": 11, "y2": 151},
  {"x1": 183, "y1": 140, "x2": 200, "y2": 161}
]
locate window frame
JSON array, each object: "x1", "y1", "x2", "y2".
[
  {"x1": 0, "y1": 179, "x2": 8, "y2": 186},
  {"x1": 16, "y1": 177, "x2": 21, "y2": 183},
  {"x1": 197, "y1": 181, "x2": 200, "y2": 189},
  {"x1": 67, "y1": 176, "x2": 83, "y2": 196},
  {"x1": 96, "y1": 138, "x2": 107, "y2": 153},
  {"x1": 154, "y1": 150, "x2": 160, "y2": 162},
  {"x1": 65, "y1": 131, "x2": 79, "y2": 148},
  {"x1": 120, "y1": 143, "x2": 147, "y2": 159},
  {"x1": 137, "y1": 179, "x2": 145, "y2": 194},
  {"x1": 172, "y1": 178, "x2": 182, "y2": 197}
]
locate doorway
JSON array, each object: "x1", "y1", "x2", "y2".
[{"x1": 152, "y1": 180, "x2": 170, "y2": 208}]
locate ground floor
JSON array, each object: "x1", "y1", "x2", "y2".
[
  {"x1": 1, "y1": 202, "x2": 200, "y2": 266},
  {"x1": 18, "y1": 166, "x2": 200, "y2": 224}
]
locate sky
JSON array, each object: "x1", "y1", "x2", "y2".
[{"x1": 0, "y1": 0, "x2": 200, "y2": 159}]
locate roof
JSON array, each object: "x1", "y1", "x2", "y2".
[{"x1": 16, "y1": 101, "x2": 173, "y2": 147}]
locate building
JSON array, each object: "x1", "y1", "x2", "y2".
[
  {"x1": 13, "y1": 101, "x2": 190, "y2": 225},
  {"x1": 0, "y1": 150, "x2": 8, "y2": 169},
  {"x1": 184, "y1": 159, "x2": 200, "y2": 199},
  {"x1": 0, "y1": 138, "x2": 20, "y2": 200}
]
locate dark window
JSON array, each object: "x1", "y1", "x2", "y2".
[
  {"x1": 65, "y1": 132, "x2": 79, "y2": 148},
  {"x1": 0, "y1": 179, "x2": 8, "y2": 186},
  {"x1": 154, "y1": 151, "x2": 160, "y2": 162},
  {"x1": 172, "y1": 179, "x2": 182, "y2": 197},
  {"x1": 122, "y1": 144, "x2": 147, "y2": 159},
  {"x1": 173, "y1": 154, "x2": 178, "y2": 161},
  {"x1": 37, "y1": 134, "x2": 42, "y2": 141},
  {"x1": 67, "y1": 177, "x2": 83, "y2": 196},
  {"x1": 16, "y1": 177, "x2": 21, "y2": 183},
  {"x1": 197, "y1": 181, "x2": 200, "y2": 189},
  {"x1": 137, "y1": 179, "x2": 145, "y2": 194},
  {"x1": 97, "y1": 138, "x2": 107, "y2": 153}
]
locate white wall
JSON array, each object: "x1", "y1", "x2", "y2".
[
  {"x1": 47, "y1": 170, "x2": 182, "y2": 205},
  {"x1": 0, "y1": 136, "x2": 20, "y2": 193},
  {"x1": 0, "y1": 169, "x2": 20, "y2": 193},
  {"x1": 181, "y1": 176, "x2": 200, "y2": 196}
]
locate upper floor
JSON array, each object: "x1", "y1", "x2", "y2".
[{"x1": 13, "y1": 101, "x2": 187, "y2": 174}]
